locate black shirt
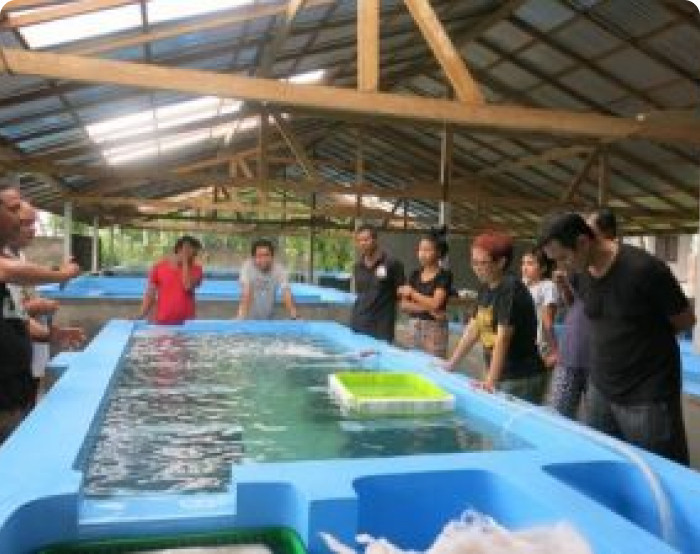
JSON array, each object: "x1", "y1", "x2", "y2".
[
  {"x1": 0, "y1": 283, "x2": 34, "y2": 411},
  {"x1": 351, "y1": 252, "x2": 405, "y2": 342},
  {"x1": 576, "y1": 244, "x2": 688, "y2": 404},
  {"x1": 408, "y1": 268, "x2": 452, "y2": 320},
  {"x1": 473, "y1": 274, "x2": 543, "y2": 380}
]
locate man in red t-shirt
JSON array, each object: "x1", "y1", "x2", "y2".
[{"x1": 136, "y1": 236, "x2": 203, "y2": 325}]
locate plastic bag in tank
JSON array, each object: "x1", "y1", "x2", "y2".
[{"x1": 321, "y1": 511, "x2": 593, "y2": 554}]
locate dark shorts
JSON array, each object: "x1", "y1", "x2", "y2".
[{"x1": 584, "y1": 383, "x2": 689, "y2": 466}]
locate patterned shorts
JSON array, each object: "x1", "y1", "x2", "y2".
[{"x1": 409, "y1": 318, "x2": 449, "y2": 358}]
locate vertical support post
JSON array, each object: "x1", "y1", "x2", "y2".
[
  {"x1": 279, "y1": 191, "x2": 287, "y2": 259},
  {"x1": 439, "y1": 121, "x2": 452, "y2": 227},
  {"x1": 598, "y1": 147, "x2": 609, "y2": 208},
  {"x1": 63, "y1": 200, "x2": 72, "y2": 260},
  {"x1": 109, "y1": 224, "x2": 115, "y2": 267},
  {"x1": 695, "y1": 174, "x2": 700, "y2": 352},
  {"x1": 91, "y1": 215, "x2": 99, "y2": 273},
  {"x1": 258, "y1": 106, "x2": 269, "y2": 206},
  {"x1": 309, "y1": 193, "x2": 316, "y2": 284}
]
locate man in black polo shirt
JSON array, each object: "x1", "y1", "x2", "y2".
[
  {"x1": 351, "y1": 224, "x2": 405, "y2": 343},
  {"x1": 539, "y1": 212, "x2": 694, "y2": 465}
]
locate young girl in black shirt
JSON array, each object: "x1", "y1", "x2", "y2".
[{"x1": 398, "y1": 229, "x2": 452, "y2": 358}]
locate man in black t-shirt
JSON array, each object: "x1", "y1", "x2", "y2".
[
  {"x1": 351, "y1": 225, "x2": 405, "y2": 343},
  {"x1": 539, "y1": 213, "x2": 694, "y2": 464}
]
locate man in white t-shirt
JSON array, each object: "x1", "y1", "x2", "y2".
[{"x1": 237, "y1": 239, "x2": 298, "y2": 320}]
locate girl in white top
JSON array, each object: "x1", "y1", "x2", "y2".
[{"x1": 521, "y1": 248, "x2": 559, "y2": 369}]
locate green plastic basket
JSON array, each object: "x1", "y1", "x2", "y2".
[
  {"x1": 38, "y1": 527, "x2": 307, "y2": 554},
  {"x1": 329, "y1": 372, "x2": 455, "y2": 416}
]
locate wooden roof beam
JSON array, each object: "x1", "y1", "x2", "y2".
[
  {"x1": 1, "y1": 0, "x2": 139, "y2": 29},
  {"x1": 271, "y1": 111, "x2": 321, "y2": 181},
  {"x1": 2, "y1": 48, "x2": 700, "y2": 145},
  {"x1": 358, "y1": 0, "x2": 380, "y2": 92},
  {"x1": 402, "y1": 0, "x2": 483, "y2": 104}
]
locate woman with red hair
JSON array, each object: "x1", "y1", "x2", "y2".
[{"x1": 443, "y1": 231, "x2": 547, "y2": 403}]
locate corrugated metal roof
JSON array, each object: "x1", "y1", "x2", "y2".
[{"x1": 0, "y1": 0, "x2": 696, "y2": 235}]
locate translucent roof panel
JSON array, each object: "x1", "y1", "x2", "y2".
[
  {"x1": 18, "y1": 5, "x2": 142, "y2": 49},
  {"x1": 147, "y1": 0, "x2": 256, "y2": 25}
]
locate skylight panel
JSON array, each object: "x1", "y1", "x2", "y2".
[
  {"x1": 160, "y1": 130, "x2": 211, "y2": 152},
  {"x1": 287, "y1": 69, "x2": 326, "y2": 84},
  {"x1": 147, "y1": 0, "x2": 255, "y2": 25},
  {"x1": 18, "y1": 5, "x2": 142, "y2": 49},
  {"x1": 86, "y1": 110, "x2": 155, "y2": 143},
  {"x1": 105, "y1": 141, "x2": 158, "y2": 165}
]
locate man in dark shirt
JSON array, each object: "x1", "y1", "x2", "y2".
[
  {"x1": 539, "y1": 212, "x2": 694, "y2": 464},
  {"x1": 351, "y1": 224, "x2": 405, "y2": 342}
]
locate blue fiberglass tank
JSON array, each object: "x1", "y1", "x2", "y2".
[{"x1": 0, "y1": 320, "x2": 699, "y2": 554}]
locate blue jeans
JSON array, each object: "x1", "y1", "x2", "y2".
[{"x1": 584, "y1": 384, "x2": 688, "y2": 465}]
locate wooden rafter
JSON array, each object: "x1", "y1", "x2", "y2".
[
  {"x1": 271, "y1": 112, "x2": 320, "y2": 181},
  {"x1": 402, "y1": 0, "x2": 483, "y2": 104},
  {"x1": 256, "y1": 0, "x2": 308, "y2": 77},
  {"x1": 1, "y1": 0, "x2": 138, "y2": 28},
  {"x1": 2, "y1": 49, "x2": 699, "y2": 145},
  {"x1": 357, "y1": 0, "x2": 380, "y2": 92}
]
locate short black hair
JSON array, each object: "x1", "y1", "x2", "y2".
[
  {"x1": 537, "y1": 212, "x2": 595, "y2": 250},
  {"x1": 174, "y1": 235, "x2": 202, "y2": 252},
  {"x1": 355, "y1": 224, "x2": 377, "y2": 239},
  {"x1": 251, "y1": 238, "x2": 275, "y2": 256},
  {"x1": 591, "y1": 208, "x2": 618, "y2": 240},
  {"x1": 523, "y1": 247, "x2": 554, "y2": 279},
  {"x1": 421, "y1": 226, "x2": 449, "y2": 259},
  {"x1": 0, "y1": 174, "x2": 20, "y2": 196}
]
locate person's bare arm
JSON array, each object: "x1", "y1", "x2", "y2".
[
  {"x1": 282, "y1": 286, "x2": 298, "y2": 319},
  {"x1": 478, "y1": 325, "x2": 514, "y2": 392},
  {"x1": 541, "y1": 302, "x2": 559, "y2": 368},
  {"x1": 181, "y1": 260, "x2": 202, "y2": 291},
  {"x1": 399, "y1": 298, "x2": 424, "y2": 315},
  {"x1": 670, "y1": 308, "x2": 696, "y2": 334},
  {"x1": 28, "y1": 317, "x2": 50, "y2": 341},
  {"x1": 136, "y1": 284, "x2": 157, "y2": 320},
  {"x1": 24, "y1": 297, "x2": 59, "y2": 317},
  {"x1": 443, "y1": 318, "x2": 479, "y2": 371},
  {"x1": 406, "y1": 287, "x2": 449, "y2": 313},
  {"x1": 237, "y1": 282, "x2": 252, "y2": 319},
  {"x1": 553, "y1": 270, "x2": 574, "y2": 306},
  {"x1": 0, "y1": 258, "x2": 79, "y2": 286}
]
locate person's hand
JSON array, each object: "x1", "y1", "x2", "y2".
[
  {"x1": 24, "y1": 297, "x2": 59, "y2": 316},
  {"x1": 439, "y1": 358, "x2": 456, "y2": 372},
  {"x1": 471, "y1": 380, "x2": 495, "y2": 393},
  {"x1": 430, "y1": 310, "x2": 447, "y2": 321},
  {"x1": 180, "y1": 242, "x2": 197, "y2": 264},
  {"x1": 552, "y1": 269, "x2": 568, "y2": 287},
  {"x1": 58, "y1": 259, "x2": 80, "y2": 282},
  {"x1": 51, "y1": 326, "x2": 86, "y2": 350},
  {"x1": 397, "y1": 285, "x2": 413, "y2": 299},
  {"x1": 544, "y1": 351, "x2": 558, "y2": 370}
]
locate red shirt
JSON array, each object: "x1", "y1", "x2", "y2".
[{"x1": 149, "y1": 260, "x2": 203, "y2": 325}]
